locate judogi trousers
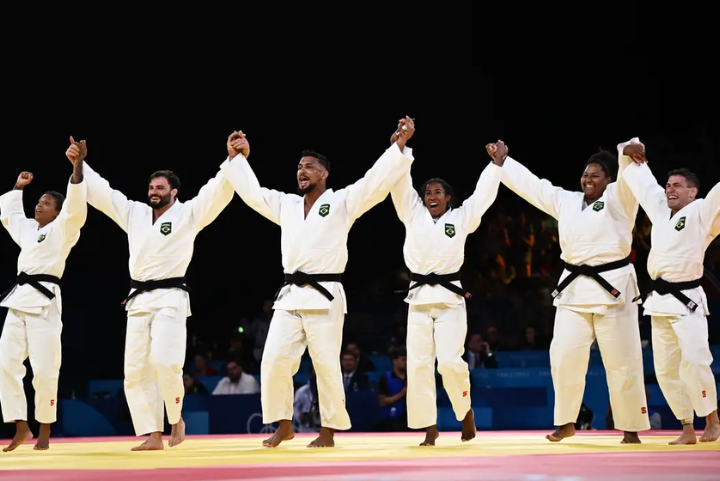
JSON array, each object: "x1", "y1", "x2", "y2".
[
  {"x1": 0, "y1": 307, "x2": 62, "y2": 424},
  {"x1": 651, "y1": 312, "x2": 717, "y2": 420},
  {"x1": 406, "y1": 302, "x2": 470, "y2": 429},
  {"x1": 551, "y1": 299, "x2": 650, "y2": 432},
  {"x1": 261, "y1": 292, "x2": 351, "y2": 430},
  {"x1": 124, "y1": 307, "x2": 186, "y2": 436}
]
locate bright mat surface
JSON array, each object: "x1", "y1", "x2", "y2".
[{"x1": 0, "y1": 431, "x2": 718, "y2": 480}]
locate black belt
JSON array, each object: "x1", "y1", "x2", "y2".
[
  {"x1": 122, "y1": 277, "x2": 191, "y2": 305},
  {"x1": 633, "y1": 278, "x2": 702, "y2": 313},
  {"x1": 275, "y1": 272, "x2": 343, "y2": 302},
  {"x1": 551, "y1": 257, "x2": 630, "y2": 300},
  {"x1": 407, "y1": 272, "x2": 472, "y2": 300},
  {"x1": 0, "y1": 272, "x2": 61, "y2": 302}
]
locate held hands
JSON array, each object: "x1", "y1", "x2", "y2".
[
  {"x1": 623, "y1": 141, "x2": 647, "y2": 164},
  {"x1": 15, "y1": 172, "x2": 33, "y2": 190},
  {"x1": 228, "y1": 131, "x2": 250, "y2": 159},
  {"x1": 66, "y1": 137, "x2": 87, "y2": 166},
  {"x1": 391, "y1": 116, "x2": 415, "y2": 150},
  {"x1": 485, "y1": 140, "x2": 508, "y2": 166}
]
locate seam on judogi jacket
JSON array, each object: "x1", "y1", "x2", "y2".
[
  {"x1": 82, "y1": 161, "x2": 235, "y2": 315},
  {"x1": 0, "y1": 178, "x2": 87, "y2": 315},
  {"x1": 222, "y1": 143, "x2": 415, "y2": 313},
  {"x1": 623, "y1": 162, "x2": 720, "y2": 316},
  {"x1": 499, "y1": 139, "x2": 641, "y2": 311},
  {"x1": 390, "y1": 161, "x2": 502, "y2": 306}
]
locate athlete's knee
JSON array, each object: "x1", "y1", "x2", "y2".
[{"x1": 436, "y1": 355, "x2": 465, "y2": 376}]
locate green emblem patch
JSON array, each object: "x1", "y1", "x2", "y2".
[
  {"x1": 37, "y1": 233, "x2": 46, "y2": 243},
  {"x1": 160, "y1": 222, "x2": 172, "y2": 236},
  {"x1": 592, "y1": 201, "x2": 605, "y2": 212},
  {"x1": 675, "y1": 216, "x2": 686, "y2": 232},
  {"x1": 318, "y1": 204, "x2": 330, "y2": 217},
  {"x1": 445, "y1": 223, "x2": 456, "y2": 238}
]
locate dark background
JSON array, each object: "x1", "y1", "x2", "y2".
[{"x1": 1, "y1": 5, "x2": 718, "y2": 397}]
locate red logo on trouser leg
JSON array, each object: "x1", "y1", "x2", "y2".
[
  {"x1": 641, "y1": 407, "x2": 647, "y2": 414},
  {"x1": 175, "y1": 397, "x2": 180, "y2": 404},
  {"x1": 463, "y1": 391, "x2": 468, "y2": 397},
  {"x1": 702, "y1": 391, "x2": 707, "y2": 398},
  {"x1": 50, "y1": 400, "x2": 54, "y2": 406}
]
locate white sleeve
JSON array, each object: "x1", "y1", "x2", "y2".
[
  {"x1": 621, "y1": 162, "x2": 669, "y2": 225},
  {"x1": 611, "y1": 138, "x2": 641, "y2": 220},
  {"x1": 55, "y1": 177, "x2": 88, "y2": 243},
  {"x1": 390, "y1": 168, "x2": 423, "y2": 224},
  {"x1": 0, "y1": 189, "x2": 33, "y2": 247},
  {"x1": 501, "y1": 156, "x2": 566, "y2": 220},
  {"x1": 699, "y1": 182, "x2": 720, "y2": 232},
  {"x1": 221, "y1": 154, "x2": 285, "y2": 226},
  {"x1": 344, "y1": 144, "x2": 414, "y2": 221},
  {"x1": 187, "y1": 162, "x2": 236, "y2": 232},
  {"x1": 460, "y1": 162, "x2": 502, "y2": 233},
  {"x1": 82, "y1": 162, "x2": 134, "y2": 232},
  {"x1": 212, "y1": 378, "x2": 228, "y2": 395}
]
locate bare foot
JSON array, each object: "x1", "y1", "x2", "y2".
[
  {"x1": 169, "y1": 418, "x2": 185, "y2": 448},
  {"x1": 699, "y1": 416, "x2": 720, "y2": 443},
  {"x1": 420, "y1": 425, "x2": 439, "y2": 446},
  {"x1": 3, "y1": 421, "x2": 34, "y2": 452},
  {"x1": 546, "y1": 423, "x2": 575, "y2": 442},
  {"x1": 131, "y1": 432, "x2": 164, "y2": 451},
  {"x1": 308, "y1": 427, "x2": 334, "y2": 448},
  {"x1": 34, "y1": 424, "x2": 51, "y2": 451},
  {"x1": 262, "y1": 420, "x2": 295, "y2": 448},
  {"x1": 669, "y1": 424, "x2": 697, "y2": 445},
  {"x1": 461, "y1": 409, "x2": 477, "y2": 442},
  {"x1": 621, "y1": 431, "x2": 641, "y2": 444}
]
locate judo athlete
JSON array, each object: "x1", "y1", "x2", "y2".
[
  {"x1": 66, "y1": 136, "x2": 234, "y2": 450},
  {"x1": 0, "y1": 145, "x2": 87, "y2": 451},
  {"x1": 389, "y1": 118, "x2": 504, "y2": 445},
  {"x1": 622, "y1": 149, "x2": 720, "y2": 444},
  {"x1": 486, "y1": 138, "x2": 650, "y2": 444},
  {"x1": 221, "y1": 118, "x2": 416, "y2": 448}
]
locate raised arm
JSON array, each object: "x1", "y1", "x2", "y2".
[
  {"x1": 460, "y1": 161, "x2": 503, "y2": 233},
  {"x1": 699, "y1": 181, "x2": 720, "y2": 232},
  {"x1": 187, "y1": 166, "x2": 235, "y2": 233},
  {"x1": 487, "y1": 140, "x2": 565, "y2": 220},
  {"x1": 67, "y1": 138, "x2": 133, "y2": 232},
  {"x1": 221, "y1": 132, "x2": 284, "y2": 225},
  {"x1": 345, "y1": 118, "x2": 416, "y2": 220},
  {"x1": 621, "y1": 162, "x2": 669, "y2": 225},
  {"x1": 609, "y1": 137, "x2": 642, "y2": 220},
  {"x1": 390, "y1": 167, "x2": 423, "y2": 225},
  {"x1": 0, "y1": 172, "x2": 36, "y2": 246},
  {"x1": 54, "y1": 147, "x2": 88, "y2": 242}
]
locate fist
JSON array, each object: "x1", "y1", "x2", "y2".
[
  {"x1": 395, "y1": 116, "x2": 415, "y2": 149},
  {"x1": 66, "y1": 137, "x2": 88, "y2": 165},
  {"x1": 623, "y1": 142, "x2": 646, "y2": 164},
  {"x1": 16, "y1": 171, "x2": 33, "y2": 188},
  {"x1": 228, "y1": 131, "x2": 250, "y2": 159},
  {"x1": 486, "y1": 140, "x2": 508, "y2": 164}
]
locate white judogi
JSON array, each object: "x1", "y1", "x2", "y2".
[
  {"x1": 390, "y1": 162, "x2": 502, "y2": 429},
  {"x1": 0, "y1": 179, "x2": 87, "y2": 425},
  {"x1": 82, "y1": 161, "x2": 234, "y2": 436},
  {"x1": 623, "y1": 162, "x2": 720, "y2": 421},
  {"x1": 500, "y1": 139, "x2": 650, "y2": 432},
  {"x1": 221, "y1": 143, "x2": 414, "y2": 430}
]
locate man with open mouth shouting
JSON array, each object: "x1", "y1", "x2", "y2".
[
  {"x1": 389, "y1": 118, "x2": 504, "y2": 446},
  {"x1": 487, "y1": 138, "x2": 651, "y2": 445},
  {"x1": 221, "y1": 118, "x2": 416, "y2": 448}
]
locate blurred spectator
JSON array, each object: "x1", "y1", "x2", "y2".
[
  {"x1": 341, "y1": 351, "x2": 370, "y2": 392},
  {"x1": 575, "y1": 403, "x2": 595, "y2": 430},
  {"x1": 184, "y1": 373, "x2": 209, "y2": 395},
  {"x1": 248, "y1": 299, "x2": 273, "y2": 363},
  {"x1": 464, "y1": 333, "x2": 498, "y2": 369},
  {"x1": 293, "y1": 367, "x2": 320, "y2": 433},
  {"x1": 377, "y1": 347, "x2": 408, "y2": 431},
  {"x1": 517, "y1": 326, "x2": 547, "y2": 350},
  {"x1": 212, "y1": 357, "x2": 260, "y2": 395},
  {"x1": 192, "y1": 351, "x2": 217, "y2": 377},
  {"x1": 345, "y1": 341, "x2": 376, "y2": 372}
]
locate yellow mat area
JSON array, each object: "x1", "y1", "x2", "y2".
[{"x1": 0, "y1": 434, "x2": 718, "y2": 471}]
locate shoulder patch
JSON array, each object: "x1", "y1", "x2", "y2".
[
  {"x1": 592, "y1": 201, "x2": 605, "y2": 212},
  {"x1": 37, "y1": 233, "x2": 46, "y2": 243},
  {"x1": 445, "y1": 223, "x2": 456, "y2": 238},
  {"x1": 318, "y1": 204, "x2": 330, "y2": 217}
]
